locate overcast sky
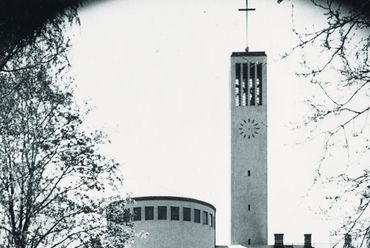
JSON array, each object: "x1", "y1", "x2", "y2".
[{"x1": 69, "y1": 0, "x2": 337, "y2": 246}]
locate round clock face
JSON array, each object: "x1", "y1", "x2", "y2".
[{"x1": 239, "y1": 118, "x2": 260, "y2": 139}]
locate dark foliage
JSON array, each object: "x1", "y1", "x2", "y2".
[
  {"x1": 0, "y1": 1, "x2": 134, "y2": 247},
  {"x1": 0, "y1": 0, "x2": 106, "y2": 72},
  {"x1": 278, "y1": 0, "x2": 370, "y2": 17}
]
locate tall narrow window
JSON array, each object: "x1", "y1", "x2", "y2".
[
  {"x1": 241, "y1": 79, "x2": 246, "y2": 106},
  {"x1": 194, "y1": 209, "x2": 201, "y2": 223},
  {"x1": 257, "y1": 63, "x2": 263, "y2": 105},
  {"x1": 183, "y1": 207, "x2": 191, "y2": 221},
  {"x1": 249, "y1": 63, "x2": 256, "y2": 105},
  {"x1": 248, "y1": 170, "x2": 251, "y2": 176},
  {"x1": 203, "y1": 211, "x2": 208, "y2": 225},
  {"x1": 242, "y1": 63, "x2": 248, "y2": 106},
  {"x1": 145, "y1": 206, "x2": 154, "y2": 220},
  {"x1": 248, "y1": 204, "x2": 251, "y2": 211},
  {"x1": 235, "y1": 63, "x2": 241, "y2": 106},
  {"x1": 248, "y1": 239, "x2": 251, "y2": 245},
  {"x1": 171, "y1": 206, "x2": 179, "y2": 220},
  {"x1": 158, "y1": 206, "x2": 167, "y2": 220},
  {"x1": 210, "y1": 213, "x2": 214, "y2": 227},
  {"x1": 133, "y1": 207, "x2": 141, "y2": 221}
]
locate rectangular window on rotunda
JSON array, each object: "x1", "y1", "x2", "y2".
[
  {"x1": 158, "y1": 206, "x2": 167, "y2": 220},
  {"x1": 183, "y1": 207, "x2": 191, "y2": 221},
  {"x1": 203, "y1": 211, "x2": 208, "y2": 225},
  {"x1": 171, "y1": 206, "x2": 179, "y2": 220},
  {"x1": 145, "y1": 206, "x2": 154, "y2": 220},
  {"x1": 133, "y1": 207, "x2": 141, "y2": 221},
  {"x1": 194, "y1": 209, "x2": 201, "y2": 223}
]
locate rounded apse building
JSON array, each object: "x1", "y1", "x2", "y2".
[{"x1": 126, "y1": 196, "x2": 216, "y2": 248}]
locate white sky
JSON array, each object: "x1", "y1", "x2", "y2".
[{"x1": 69, "y1": 0, "x2": 339, "y2": 246}]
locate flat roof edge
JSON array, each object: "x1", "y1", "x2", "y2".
[
  {"x1": 231, "y1": 51, "x2": 267, "y2": 57},
  {"x1": 133, "y1": 196, "x2": 216, "y2": 211}
]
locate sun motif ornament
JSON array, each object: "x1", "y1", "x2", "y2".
[{"x1": 239, "y1": 118, "x2": 260, "y2": 139}]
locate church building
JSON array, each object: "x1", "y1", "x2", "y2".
[
  {"x1": 230, "y1": 50, "x2": 267, "y2": 247},
  {"x1": 111, "y1": 2, "x2": 315, "y2": 248},
  {"x1": 121, "y1": 50, "x2": 274, "y2": 248}
]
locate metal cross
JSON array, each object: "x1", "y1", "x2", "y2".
[{"x1": 238, "y1": 0, "x2": 256, "y2": 51}]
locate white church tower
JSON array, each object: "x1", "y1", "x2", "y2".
[
  {"x1": 230, "y1": 50, "x2": 268, "y2": 247},
  {"x1": 230, "y1": 2, "x2": 267, "y2": 246}
]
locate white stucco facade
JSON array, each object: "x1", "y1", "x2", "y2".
[
  {"x1": 230, "y1": 51, "x2": 268, "y2": 246},
  {"x1": 127, "y1": 196, "x2": 216, "y2": 248}
]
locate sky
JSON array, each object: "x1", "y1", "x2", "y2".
[{"x1": 69, "y1": 0, "x2": 338, "y2": 246}]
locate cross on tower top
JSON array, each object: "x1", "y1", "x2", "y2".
[{"x1": 238, "y1": 0, "x2": 256, "y2": 52}]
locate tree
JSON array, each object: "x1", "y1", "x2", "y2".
[
  {"x1": 279, "y1": 0, "x2": 370, "y2": 246},
  {"x1": 0, "y1": 0, "x2": 108, "y2": 73},
  {"x1": 0, "y1": 0, "x2": 78, "y2": 72},
  {"x1": 0, "y1": 53, "x2": 134, "y2": 247},
  {"x1": 0, "y1": 0, "x2": 135, "y2": 247}
]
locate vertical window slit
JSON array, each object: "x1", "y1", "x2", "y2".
[
  {"x1": 235, "y1": 63, "x2": 241, "y2": 106},
  {"x1": 242, "y1": 63, "x2": 248, "y2": 106},
  {"x1": 257, "y1": 63, "x2": 263, "y2": 105},
  {"x1": 249, "y1": 63, "x2": 255, "y2": 106}
]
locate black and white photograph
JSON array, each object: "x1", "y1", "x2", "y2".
[{"x1": 0, "y1": 0, "x2": 369, "y2": 247}]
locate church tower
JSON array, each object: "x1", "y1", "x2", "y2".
[
  {"x1": 230, "y1": 51, "x2": 268, "y2": 246},
  {"x1": 230, "y1": 1, "x2": 268, "y2": 246}
]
